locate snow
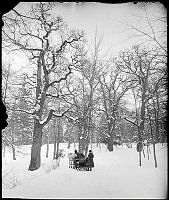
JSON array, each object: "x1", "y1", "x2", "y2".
[
  {"x1": 39, "y1": 116, "x2": 49, "y2": 125},
  {"x1": 34, "y1": 104, "x2": 40, "y2": 111},
  {"x1": 2, "y1": 143, "x2": 167, "y2": 199}
]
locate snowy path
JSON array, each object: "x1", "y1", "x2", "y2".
[{"x1": 2, "y1": 144, "x2": 167, "y2": 199}]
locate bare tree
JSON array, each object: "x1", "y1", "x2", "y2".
[
  {"x1": 121, "y1": 3, "x2": 167, "y2": 54},
  {"x1": 2, "y1": 2, "x2": 84, "y2": 171},
  {"x1": 98, "y1": 59, "x2": 134, "y2": 151},
  {"x1": 118, "y1": 45, "x2": 166, "y2": 166}
]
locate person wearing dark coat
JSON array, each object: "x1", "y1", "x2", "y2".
[
  {"x1": 74, "y1": 150, "x2": 80, "y2": 169},
  {"x1": 86, "y1": 150, "x2": 94, "y2": 171},
  {"x1": 74, "y1": 150, "x2": 79, "y2": 158}
]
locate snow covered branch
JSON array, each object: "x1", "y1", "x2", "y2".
[
  {"x1": 48, "y1": 65, "x2": 72, "y2": 87},
  {"x1": 53, "y1": 108, "x2": 71, "y2": 118},
  {"x1": 64, "y1": 115, "x2": 78, "y2": 124},
  {"x1": 122, "y1": 116, "x2": 138, "y2": 127},
  {"x1": 40, "y1": 110, "x2": 55, "y2": 127},
  {"x1": 46, "y1": 93, "x2": 59, "y2": 98},
  {"x1": 40, "y1": 108, "x2": 71, "y2": 127},
  {"x1": 10, "y1": 108, "x2": 34, "y2": 115}
]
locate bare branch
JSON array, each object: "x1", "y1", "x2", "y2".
[
  {"x1": 12, "y1": 8, "x2": 40, "y2": 21},
  {"x1": 53, "y1": 108, "x2": 71, "y2": 118},
  {"x1": 11, "y1": 108, "x2": 34, "y2": 115},
  {"x1": 122, "y1": 116, "x2": 138, "y2": 127},
  {"x1": 48, "y1": 64, "x2": 72, "y2": 87}
]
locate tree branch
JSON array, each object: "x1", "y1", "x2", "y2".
[
  {"x1": 9, "y1": 108, "x2": 34, "y2": 115},
  {"x1": 52, "y1": 108, "x2": 71, "y2": 118},
  {"x1": 48, "y1": 64, "x2": 72, "y2": 87},
  {"x1": 122, "y1": 116, "x2": 138, "y2": 127}
]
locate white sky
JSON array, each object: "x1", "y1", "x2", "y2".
[
  {"x1": 2, "y1": 2, "x2": 166, "y2": 110},
  {"x1": 3, "y1": 2, "x2": 166, "y2": 72},
  {"x1": 2, "y1": 2, "x2": 166, "y2": 109},
  {"x1": 50, "y1": 2, "x2": 166, "y2": 55}
]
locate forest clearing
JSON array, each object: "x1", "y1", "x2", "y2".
[
  {"x1": 2, "y1": 2, "x2": 167, "y2": 199},
  {"x1": 2, "y1": 143, "x2": 167, "y2": 198}
]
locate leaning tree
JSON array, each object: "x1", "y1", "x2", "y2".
[{"x1": 2, "y1": 2, "x2": 84, "y2": 171}]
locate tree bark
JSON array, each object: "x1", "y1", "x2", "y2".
[
  {"x1": 147, "y1": 145, "x2": 150, "y2": 160},
  {"x1": 107, "y1": 120, "x2": 115, "y2": 151},
  {"x1": 148, "y1": 113, "x2": 157, "y2": 168},
  {"x1": 67, "y1": 141, "x2": 71, "y2": 149},
  {"x1": 56, "y1": 118, "x2": 61, "y2": 159},
  {"x1": 152, "y1": 143, "x2": 157, "y2": 168},
  {"x1": 153, "y1": 95, "x2": 160, "y2": 142},
  {"x1": 53, "y1": 118, "x2": 57, "y2": 160},
  {"x1": 139, "y1": 151, "x2": 142, "y2": 166},
  {"x1": 78, "y1": 125, "x2": 83, "y2": 153},
  {"x1": 84, "y1": 133, "x2": 90, "y2": 157},
  {"x1": 28, "y1": 119, "x2": 43, "y2": 171},
  {"x1": 11, "y1": 110, "x2": 16, "y2": 160},
  {"x1": 67, "y1": 126, "x2": 72, "y2": 149},
  {"x1": 142, "y1": 148, "x2": 145, "y2": 158},
  {"x1": 139, "y1": 83, "x2": 146, "y2": 143},
  {"x1": 107, "y1": 137, "x2": 114, "y2": 151},
  {"x1": 46, "y1": 134, "x2": 49, "y2": 158},
  {"x1": 12, "y1": 144, "x2": 16, "y2": 160}
]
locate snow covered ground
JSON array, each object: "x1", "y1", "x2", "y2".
[{"x1": 2, "y1": 143, "x2": 168, "y2": 199}]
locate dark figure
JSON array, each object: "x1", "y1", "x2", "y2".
[
  {"x1": 137, "y1": 142, "x2": 143, "y2": 152},
  {"x1": 74, "y1": 150, "x2": 80, "y2": 169},
  {"x1": 78, "y1": 153, "x2": 85, "y2": 159},
  {"x1": 78, "y1": 153, "x2": 86, "y2": 168},
  {"x1": 86, "y1": 150, "x2": 94, "y2": 171},
  {"x1": 74, "y1": 151, "x2": 86, "y2": 169},
  {"x1": 74, "y1": 150, "x2": 79, "y2": 158}
]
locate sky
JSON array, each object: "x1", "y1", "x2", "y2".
[
  {"x1": 2, "y1": 2, "x2": 166, "y2": 109},
  {"x1": 3, "y1": 2, "x2": 166, "y2": 72},
  {"x1": 50, "y1": 2, "x2": 166, "y2": 55}
]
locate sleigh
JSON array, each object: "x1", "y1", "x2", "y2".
[
  {"x1": 68, "y1": 153, "x2": 76, "y2": 168},
  {"x1": 68, "y1": 153, "x2": 91, "y2": 171}
]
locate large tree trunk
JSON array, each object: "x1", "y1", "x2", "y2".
[
  {"x1": 139, "y1": 151, "x2": 142, "y2": 166},
  {"x1": 137, "y1": 81, "x2": 147, "y2": 167},
  {"x1": 12, "y1": 146, "x2": 16, "y2": 160},
  {"x1": 28, "y1": 120, "x2": 43, "y2": 171},
  {"x1": 11, "y1": 116, "x2": 16, "y2": 160},
  {"x1": 67, "y1": 127, "x2": 72, "y2": 149},
  {"x1": 107, "y1": 137, "x2": 114, "y2": 151},
  {"x1": 84, "y1": 134, "x2": 90, "y2": 157},
  {"x1": 67, "y1": 141, "x2": 71, "y2": 149},
  {"x1": 148, "y1": 113, "x2": 157, "y2": 168},
  {"x1": 107, "y1": 121, "x2": 115, "y2": 152},
  {"x1": 133, "y1": 87, "x2": 143, "y2": 166},
  {"x1": 153, "y1": 96, "x2": 160, "y2": 142},
  {"x1": 46, "y1": 134, "x2": 49, "y2": 158},
  {"x1": 78, "y1": 125, "x2": 83, "y2": 153},
  {"x1": 56, "y1": 118, "x2": 61, "y2": 159},
  {"x1": 53, "y1": 118, "x2": 57, "y2": 159}
]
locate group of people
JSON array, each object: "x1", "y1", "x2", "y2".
[{"x1": 74, "y1": 150, "x2": 94, "y2": 171}]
